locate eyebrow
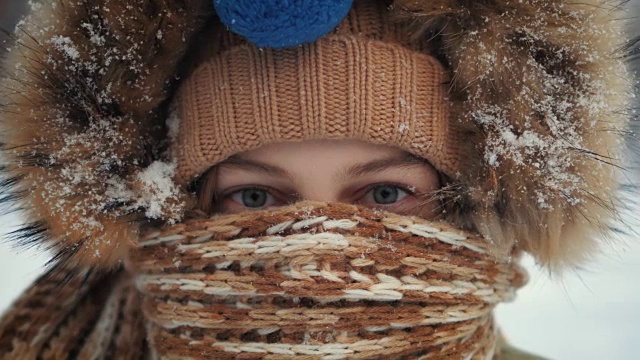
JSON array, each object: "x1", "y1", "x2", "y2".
[
  {"x1": 218, "y1": 156, "x2": 293, "y2": 179},
  {"x1": 337, "y1": 154, "x2": 428, "y2": 181},
  {"x1": 218, "y1": 153, "x2": 429, "y2": 181}
]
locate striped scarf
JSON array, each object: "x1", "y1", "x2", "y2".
[{"x1": 0, "y1": 202, "x2": 526, "y2": 359}]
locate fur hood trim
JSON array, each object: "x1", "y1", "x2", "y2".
[{"x1": 0, "y1": 0, "x2": 634, "y2": 270}]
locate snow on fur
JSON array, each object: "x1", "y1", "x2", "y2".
[
  {"x1": 133, "y1": 161, "x2": 183, "y2": 222},
  {"x1": 396, "y1": 0, "x2": 631, "y2": 268},
  {"x1": 0, "y1": 0, "x2": 209, "y2": 269}
]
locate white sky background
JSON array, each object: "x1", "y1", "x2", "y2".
[{"x1": 0, "y1": 1, "x2": 639, "y2": 359}]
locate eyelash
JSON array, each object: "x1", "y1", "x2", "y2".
[
  {"x1": 218, "y1": 182, "x2": 418, "y2": 208},
  {"x1": 356, "y1": 182, "x2": 417, "y2": 197},
  {"x1": 221, "y1": 185, "x2": 281, "y2": 199}
]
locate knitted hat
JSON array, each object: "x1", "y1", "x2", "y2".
[{"x1": 172, "y1": 0, "x2": 454, "y2": 184}]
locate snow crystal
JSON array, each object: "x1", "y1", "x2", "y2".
[
  {"x1": 134, "y1": 161, "x2": 183, "y2": 222},
  {"x1": 81, "y1": 23, "x2": 106, "y2": 46},
  {"x1": 166, "y1": 106, "x2": 181, "y2": 142},
  {"x1": 48, "y1": 36, "x2": 80, "y2": 60},
  {"x1": 27, "y1": 0, "x2": 41, "y2": 12}
]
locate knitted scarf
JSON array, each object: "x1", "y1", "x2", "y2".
[{"x1": 0, "y1": 202, "x2": 526, "y2": 359}]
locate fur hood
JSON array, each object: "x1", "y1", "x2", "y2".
[{"x1": 0, "y1": 0, "x2": 635, "y2": 271}]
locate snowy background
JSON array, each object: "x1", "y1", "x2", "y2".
[{"x1": 0, "y1": 1, "x2": 639, "y2": 359}]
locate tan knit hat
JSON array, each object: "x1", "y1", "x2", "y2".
[{"x1": 173, "y1": 0, "x2": 455, "y2": 184}]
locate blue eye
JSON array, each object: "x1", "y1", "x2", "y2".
[
  {"x1": 370, "y1": 185, "x2": 408, "y2": 204},
  {"x1": 231, "y1": 189, "x2": 272, "y2": 208}
]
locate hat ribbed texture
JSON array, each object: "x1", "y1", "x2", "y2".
[{"x1": 173, "y1": 0, "x2": 455, "y2": 183}]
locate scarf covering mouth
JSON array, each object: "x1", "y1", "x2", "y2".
[{"x1": 129, "y1": 201, "x2": 527, "y2": 359}]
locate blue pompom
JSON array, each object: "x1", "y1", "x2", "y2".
[{"x1": 214, "y1": 0, "x2": 353, "y2": 48}]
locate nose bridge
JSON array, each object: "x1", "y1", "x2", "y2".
[
  {"x1": 294, "y1": 170, "x2": 342, "y2": 203},
  {"x1": 300, "y1": 193, "x2": 341, "y2": 203}
]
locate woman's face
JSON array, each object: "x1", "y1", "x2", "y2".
[{"x1": 200, "y1": 140, "x2": 441, "y2": 217}]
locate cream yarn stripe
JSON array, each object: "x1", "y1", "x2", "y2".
[{"x1": 131, "y1": 202, "x2": 526, "y2": 359}]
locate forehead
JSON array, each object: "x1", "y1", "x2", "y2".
[{"x1": 236, "y1": 139, "x2": 408, "y2": 164}]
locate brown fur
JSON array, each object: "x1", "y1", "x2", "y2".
[
  {"x1": 0, "y1": 0, "x2": 212, "y2": 269},
  {"x1": 0, "y1": 0, "x2": 632, "y2": 270},
  {"x1": 393, "y1": 0, "x2": 631, "y2": 268}
]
